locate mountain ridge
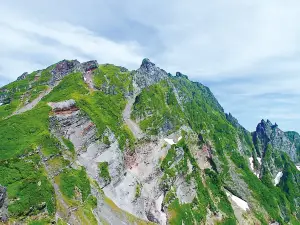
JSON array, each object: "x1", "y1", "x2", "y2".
[{"x1": 0, "y1": 58, "x2": 299, "y2": 225}]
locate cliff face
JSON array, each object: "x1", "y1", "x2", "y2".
[
  {"x1": 254, "y1": 119, "x2": 298, "y2": 162},
  {"x1": 0, "y1": 58, "x2": 299, "y2": 225}
]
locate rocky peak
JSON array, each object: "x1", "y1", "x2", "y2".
[
  {"x1": 175, "y1": 72, "x2": 188, "y2": 79},
  {"x1": 133, "y1": 58, "x2": 168, "y2": 90},
  {"x1": 80, "y1": 60, "x2": 98, "y2": 72},
  {"x1": 256, "y1": 119, "x2": 274, "y2": 140},
  {"x1": 50, "y1": 59, "x2": 80, "y2": 85},
  {"x1": 226, "y1": 113, "x2": 241, "y2": 128},
  {"x1": 141, "y1": 58, "x2": 155, "y2": 70},
  {"x1": 16, "y1": 72, "x2": 28, "y2": 81},
  {"x1": 254, "y1": 119, "x2": 298, "y2": 162}
]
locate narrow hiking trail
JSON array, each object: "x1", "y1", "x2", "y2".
[
  {"x1": 12, "y1": 82, "x2": 59, "y2": 116},
  {"x1": 83, "y1": 70, "x2": 96, "y2": 90},
  {"x1": 13, "y1": 88, "x2": 51, "y2": 115},
  {"x1": 123, "y1": 97, "x2": 144, "y2": 139}
]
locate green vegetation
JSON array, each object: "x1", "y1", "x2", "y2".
[
  {"x1": 0, "y1": 104, "x2": 51, "y2": 160},
  {"x1": 62, "y1": 137, "x2": 75, "y2": 153},
  {"x1": 28, "y1": 85, "x2": 48, "y2": 103},
  {"x1": 230, "y1": 150, "x2": 299, "y2": 223},
  {"x1": 98, "y1": 162, "x2": 111, "y2": 184},
  {"x1": 0, "y1": 156, "x2": 55, "y2": 217},
  {"x1": 93, "y1": 64, "x2": 133, "y2": 95},
  {"x1": 38, "y1": 70, "x2": 52, "y2": 84},
  {"x1": 103, "y1": 135, "x2": 111, "y2": 145},
  {"x1": 205, "y1": 169, "x2": 235, "y2": 219},
  {"x1": 132, "y1": 80, "x2": 185, "y2": 135},
  {"x1": 135, "y1": 183, "x2": 142, "y2": 199},
  {"x1": 162, "y1": 140, "x2": 236, "y2": 224},
  {"x1": 75, "y1": 195, "x2": 98, "y2": 225},
  {"x1": 0, "y1": 59, "x2": 299, "y2": 224},
  {"x1": 171, "y1": 76, "x2": 237, "y2": 158},
  {"x1": 0, "y1": 98, "x2": 20, "y2": 119},
  {"x1": 160, "y1": 147, "x2": 177, "y2": 171},
  {"x1": 44, "y1": 71, "x2": 135, "y2": 150},
  {"x1": 0, "y1": 67, "x2": 53, "y2": 119},
  {"x1": 57, "y1": 167, "x2": 91, "y2": 202},
  {"x1": 28, "y1": 218, "x2": 52, "y2": 225}
]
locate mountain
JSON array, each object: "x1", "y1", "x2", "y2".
[{"x1": 0, "y1": 59, "x2": 299, "y2": 225}]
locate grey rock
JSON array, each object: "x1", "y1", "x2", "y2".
[
  {"x1": 0, "y1": 186, "x2": 8, "y2": 222},
  {"x1": 16, "y1": 72, "x2": 29, "y2": 81},
  {"x1": 49, "y1": 110, "x2": 97, "y2": 152},
  {"x1": 120, "y1": 67, "x2": 129, "y2": 72},
  {"x1": 160, "y1": 119, "x2": 174, "y2": 134},
  {"x1": 50, "y1": 59, "x2": 80, "y2": 85},
  {"x1": 80, "y1": 60, "x2": 98, "y2": 72},
  {"x1": 0, "y1": 186, "x2": 6, "y2": 208},
  {"x1": 224, "y1": 166, "x2": 252, "y2": 203},
  {"x1": 175, "y1": 72, "x2": 188, "y2": 80},
  {"x1": 254, "y1": 119, "x2": 298, "y2": 162},
  {"x1": 226, "y1": 113, "x2": 241, "y2": 128},
  {"x1": 48, "y1": 99, "x2": 76, "y2": 111},
  {"x1": 133, "y1": 58, "x2": 168, "y2": 91}
]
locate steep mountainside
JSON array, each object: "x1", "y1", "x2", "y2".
[{"x1": 0, "y1": 59, "x2": 299, "y2": 225}]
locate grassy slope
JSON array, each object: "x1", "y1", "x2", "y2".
[
  {"x1": 131, "y1": 80, "x2": 185, "y2": 135},
  {"x1": 0, "y1": 62, "x2": 299, "y2": 224},
  {"x1": 0, "y1": 64, "x2": 137, "y2": 222},
  {"x1": 133, "y1": 75, "x2": 299, "y2": 224}
]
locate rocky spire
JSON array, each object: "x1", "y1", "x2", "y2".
[
  {"x1": 254, "y1": 119, "x2": 298, "y2": 162},
  {"x1": 16, "y1": 72, "x2": 28, "y2": 81},
  {"x1": 133, "y1": 58, "x2": 168, "y2": 91}
]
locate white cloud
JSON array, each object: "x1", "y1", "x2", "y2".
[
  {"x1": 0, "y1": 0, "x2": 300, "y2": 132},
  {"x1": 0, "y1": 5, "x2": 143, "y2": 81}
]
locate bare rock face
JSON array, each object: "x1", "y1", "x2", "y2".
[
  {"x1": 0, "y1": 186, "x2": 6, "y2": 209},
  {"x1": 133, "y1": 58, "x2": 168, "y2": 91},
  {"x1": 48, "y1": 99, "x2": 77, "y2": 112},
  {"x1": 254, "y1": 119, "x2": 297, "y2": 162},
  {"x1": 175, "y1": 71, "x2": 188, "y2": 79},
  {"x1": 0, "y1": 93, "x2": 9, "y2": 105},
  {"x1": 16, "y1": 72, "x2": 29, "y2": 81},
  {"x1": 50, "y1": 60, "x2": 80, "y2": 85},
  {"x1": 0, "y1": 186, "x2": 8, "y2": 222},
  {"x1": 80, "y1": 60, "x2": 98, "y2": 72}
]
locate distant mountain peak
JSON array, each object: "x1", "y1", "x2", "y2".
[{"x1": 134, "y1": 58, "x2": 168, "y2": 90}]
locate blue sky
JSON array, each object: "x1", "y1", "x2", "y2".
[{"x1": 0, "y1": 0, "x2": 299, "y2": 132}]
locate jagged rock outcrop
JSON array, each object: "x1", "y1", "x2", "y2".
[
  {"x1": 80, "y1": 60, "x2": 98, "y2": 72},
  {"x1": 16, "y1": 72, "x2": 28, "y2": 81},
  {"x1": 175, "y1": 72, "x2": 188, "y2": 79},
  {"x1": 133, "y1": 58, "x2": 168, "y2": 91},
  {"x1": 226, "y1": 113, "x2": 241, "y2": 129},
  {"x1": 50, "y1": 59, "x2": 80, "y2": 85},
  {"x1": 285, "y1": 131, "x2": 300, "y2": 162},
  {"x1": 253, "y1": 119, "x2": 298, "y2": 162},
  {"x1": 48, "y1": 99, "x2": 77, "y2": 112},
  {"x1": 0, "y1": 93, "x2": 9, "y2": 105},
  {"x1": 1, "y1": 58, "x2": 300, "y2": 225},
  {"x1": 49, "y1": 109, "x2": 97, "y2": 152}
]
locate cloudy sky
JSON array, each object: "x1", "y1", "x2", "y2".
[{"x1": 1, "y1": 0, "x2": 299, "y2": 132}]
